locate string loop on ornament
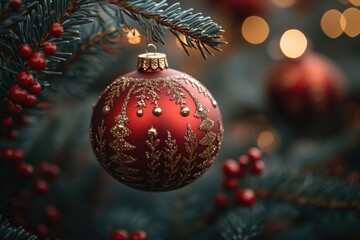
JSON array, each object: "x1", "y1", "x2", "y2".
[{"x1": 146, "y1": 43, "x2": 157, "y2": 55}]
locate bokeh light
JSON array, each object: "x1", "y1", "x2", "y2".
[
  {"x1": 343, "y1": 7, "x2": 360, "y2": 37},
  {"x1": 241, "y1": 16, "x2": 269, "y2": 44},
  {"x1": 349, "y1": 0, "x2": 360, "y2": 6},
  {"x1": 257, "y1": 130, "x2": 275, "y2": 149},
  {"x1": 321, "y1": 9, "x2": 346, "y2": 39},
  {"x1": 280, "y1": 29, "x2": 308, "y2": 59},
  {"x1": 127, "y1": 29, "x2": 141, "y2": 45},
  {"x1": 272, "y1": 0, "x2": 296, "y2": 8}
]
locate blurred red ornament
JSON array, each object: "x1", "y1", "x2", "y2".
[
  {"x1": 111, "y1": 230, "x2": 129, "y2": 240},
  {"x1": 45, "y1": 206, "x2": 60, "y2": 223},
  {"x1": 34, "y1": 180, "x2": 50, "y2": 195},
  {"x1": 267, "y1": 52, "x2": 347, "y2": 129},
  {"x1": 17, "y1": 163, "x2": 34, "y2": 177},
  {"x1": 90, "y1": 51, "x2": 223, "y2": 191},
  {"x1": 247, "y1": 147, "x2": 262, "y2": 162},
  {"x1": 1, "y1": 149, "x2": 14, "y2": 161},
  {"x1": 12, "y1": 149, "x2": 24, "y2": 163},
  {"x1": 38, "y1": 162, "x2": 60, "y2": 180},
  {"x1": 251, "y1": 160, "x2": 264, "y2": 175}
]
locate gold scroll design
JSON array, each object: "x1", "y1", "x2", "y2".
[
  {"x1": 105, "y1": 73, "x2": 222, "y2": 189},
  {"x1": 145, "y1": 127, "x2": 162, "y2": 190}
]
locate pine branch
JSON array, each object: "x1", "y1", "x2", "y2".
[
  {"x1": 101, "y1": 0, "x2": 227, "y2": 59},
  {"x1": 0, "y1": 216, "x2": 37, "y2": 240},
  {"x1": 246, "y1": 173, "x2": 360, "y2": 209}
]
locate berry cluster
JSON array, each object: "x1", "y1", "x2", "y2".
[
  {"x1": 111, "y1": 229, "x2": 147, "y2": 240},
  {"x1": 1, "y1": 23, "x2": 64, "y2": 141},
  {"x1": 208, "y1": 148, "x2": 265, "y2": 219}
]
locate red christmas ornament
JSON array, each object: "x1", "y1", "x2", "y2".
[
  {"x1": 28, "y1": 81, "x2": 42, "y2": 95},
  {"x1": 234, "y1": 188, "x2": 256, "y2": 206},
  {"x1": 50, "y1": 23, "x2": 64, "y2": 37},
  {"x1": 9, "y1": 85, "x2": 28, "y2": 104},
  {"x1": 214, "y1": 193, "x2": 229, "y2": 210},
  {"x1": 90, "y1": 50, "x2": 223, "y2": 191},
  {"x1": 28, "y1": 52, "x2": 47, "y2": 71},
  {"x1": 8, "y1": 102, "x2": 23, "y2": 114},
  {"x1": 130, "y1": 230, "x2": 147, "y2": 240},
  {"x1": 267, "y1": 52, "x2": 347, "y2": 128},
  {"x1": 9, "y1": 0, "x2": 22, "y2": 11},
  {"x1": 43, "y1": 42, "x2": 57, "y2": 55},
  {"x1": 19, "y1": 44, "x2": 33, "y2": 59},
  {"x1": 17, "y1": 163, "x2": 34, "y2": 177},
  {"x1": 111, "y1": 230, "x2": 129, "y2": 240}
]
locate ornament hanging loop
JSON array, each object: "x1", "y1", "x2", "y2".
[
  {"x1": 146, "y1": 44, "x2": 157, "y2": 55},
  {"x1": 138, "y1": 44, "x2": 168, "y2": 71}
]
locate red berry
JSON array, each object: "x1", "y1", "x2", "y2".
[
  {"x1": 347, "y1": 172, "x2": 360, "y2": 185},
  {"x1": 28, "y1": 81, "x2": 42, "y2": 95},
  {"x1": 234, "y1": 188, "x2": 256, "y2": 207},
  {"x1": 7, "y1": 102, "x2": 22, "y2": 114},
  {"x1": 17, "y1": 163, "x2": 34, "y2": 177},
  {"x1": 130, "y1": 230, "x2": 147, "y2": 240},
  {"x1": 222, "y1": 178, "x2": 238, "y2": 191},
  {"x1": 34, "y1": 180, "x2": 50, "y2": 195},
  {"x1": 9, "y1": 0, "x2": 22, "y2": 11},
  {"x1": 43, "y1": 42, "x2": 57, "y2": 55},
  {"x1": 247, "y1": 148, "x2": 262, "y2": 162},
  {"x1": 12, "y1": 149, "x2": 25, "y2": 163},
  {"x1": 222, "y1": 159, "x2": 241, "y2": 178},
  {"x1": 238, "y1": 155, "x2": 250, "y2": 166},
  {"x1": 214, "y1": 194, "x2": 229, "y2": 210},
  {"x1": 45, "y1": 206, "x2": 60, "y2": 223},
  {"x1": 39, "y1": 162, "x2": 60, "y2": 180},
  {"x1": 251, "y1": 160, "x2": 264, "y2": 175},
  {"x1": 28, "y1": 52, "x2": 47, "y2": 71},
  {"x1": 24, "y1": 94, "x2": 37, "y2": 107},
  {"x1": 17, "y1": 72, "x2": 34, "y2": 88},
  {"x1": 50, "y1": 23, "x2": 64, "y2": 37},
  {"x1": 19, "y1": 115, "x2": 29, "y2": 126},
  {"x1": 9, "y1": 85, "x2": 28, "y2": 104},
  {"x1": 111, "y1": 230, "x2": 129, "y2": 240},
  {"x1": 19, "y1": 44, "x2": 32, "y2": 58},
  {"x1": 2, "y1": 116, "x2": 13, "y2": 127},
  {"x1": 6, "y1": 129, "x2": 18, "y2": 140},
  {"x1": 1, "y1": 149, "x2": 14, "y2": 160},
  {"x1": 36, "y1": 224, "x2": 49, "y2": 237}
]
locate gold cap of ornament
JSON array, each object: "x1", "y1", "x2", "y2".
[{"x1": 137, "y1": 44, "x2": 169, "y2": 71}]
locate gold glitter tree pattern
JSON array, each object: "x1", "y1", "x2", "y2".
[
  {"x1": 93, "y1": 120, "x2": 107, "y2": 168},
  {"x1": 163, "y1": 131, "x2": 182, "y2": 189},
  {"x1": 109, "y1": 85, "x2": 142, "y2": 185},
  {"x1": 178, "y1": 124, "x2": 199, "y2": 187},
  {"x1": 145, "y1": 127, "x2": 162, "y2": 190}
]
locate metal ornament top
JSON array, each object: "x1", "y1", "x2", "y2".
[{"x1": 137, "y1": 44, "x2": 169, "y2": 71}]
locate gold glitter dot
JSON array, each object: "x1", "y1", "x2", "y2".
[
  {"x1": 148, "y1": 126, "x2": 158, "y2": 137},
  {"x1": 137, "y1": 109, "x2": 143, "y2": 117},
  {"x1": 212, "y1": 100, "x2": 218, "y2": 107},
  {"x1": 102, "y1": 106, "x2": 110, "y2": 114},
  {"x1": 92, "y1": 103, "x2": 96, "y2": 110},
  {"x1": 153, "y1": 107, "x2": 162, "y2": 116},
  {"x1": 180, "y1": 107, "x2": 190, "y2": 117}
]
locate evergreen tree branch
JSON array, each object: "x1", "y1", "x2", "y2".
[
  {"x1": 101, "y1": 0, "x2": 227, "y2": 59},
  {"x1": 0, "y1": 216, "x2": 37, "y2": 240},
  {"x1": 247, "y1": 174, "x2": 360, "y2": 210}
]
